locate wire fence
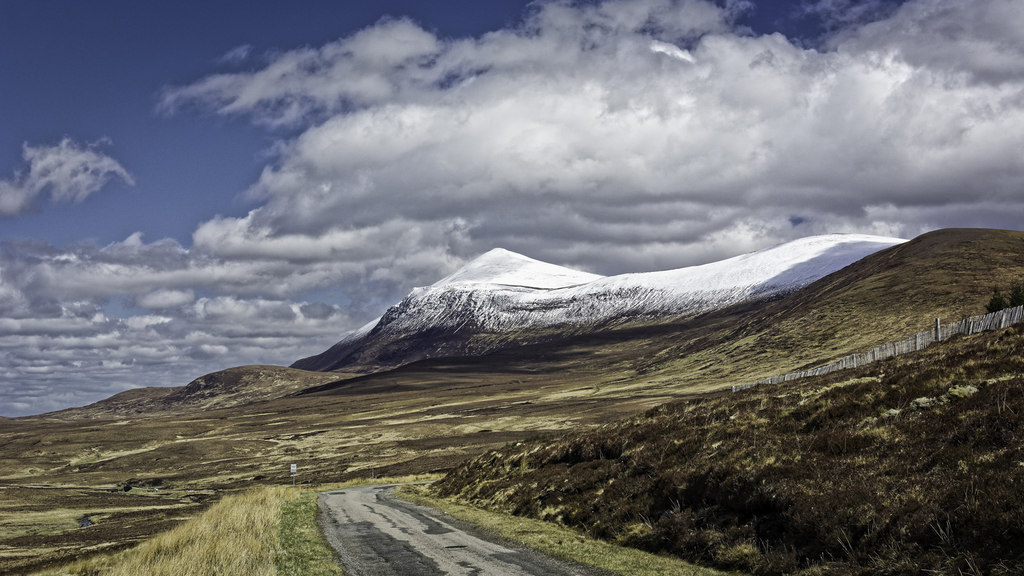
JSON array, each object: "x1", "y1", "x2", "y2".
[{"x1": 732, "y1": 304, "x2": 1024, "y2": 392}]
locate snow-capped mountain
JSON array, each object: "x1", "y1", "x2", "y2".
[{"x1": 293, "y1": 234, "x2": 905, "y2": 372}]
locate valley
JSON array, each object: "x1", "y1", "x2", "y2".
[{"x1": 2, "y1": 228, "x2": 1024, "y2": 574}]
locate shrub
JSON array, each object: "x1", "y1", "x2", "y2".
[
  {"x1": 987, "y1": 288, "x2": 1009, "y2": 313},
  {"x1": 435, "y1": 326, "x2": 1024, "y2": 575},
  {"x1": 986, "y1": 280, "x2": 1024, "y2": 312}
]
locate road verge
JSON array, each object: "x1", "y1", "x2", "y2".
[{"x1": 395, "y1": 484, "x2": 737, "y2": 576}]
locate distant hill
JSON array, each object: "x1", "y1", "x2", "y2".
[{"x1": 48, "y1": 365, "x2": 341, "y2": 419}]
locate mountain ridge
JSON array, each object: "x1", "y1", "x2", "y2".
[
  {"x1": 40, "y1": 228, "x2": 1024, "y2": 419},
  {"x1": 293, "y1": 233, "x2": 905, "y2": 372}
]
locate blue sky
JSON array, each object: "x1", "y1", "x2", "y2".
[
  {"x1": 3, "y1": 0, "x2": 1024, "y2": 416},
  {"x1": 0, "y1": 1, "x2": 534, "y2": 246}
]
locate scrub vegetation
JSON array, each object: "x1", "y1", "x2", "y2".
[
  {"x1": 435, "y1": 325, "x2": 1024, "y2": 575},
  {"x1": 399, "y1": 483, "x2": 738, "y2": 576}
]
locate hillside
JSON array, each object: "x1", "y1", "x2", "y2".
[
  {"x1": 293, "y1": 234, "x2": 903, "y2": 372},
  {"x1": 43, "y1": 229, "x2": 1024, "y2": 421},
  {"x1": 434, "y1": 322, "x2": 1024, "y2": 575},
  {"x1": 625, "y1": 228, "x2": 1024, "y2": 393},
  {"x1": 47, "y1": 366, "x2": 345, "y2": 419}
]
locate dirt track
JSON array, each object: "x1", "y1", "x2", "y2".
[{"x1": 318, "y1": 485, "x2": 604, "y2": 576}]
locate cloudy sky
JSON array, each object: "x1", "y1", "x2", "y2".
[{"x1": 2, "y1": 0, "x2": 1023, "y2": 416}]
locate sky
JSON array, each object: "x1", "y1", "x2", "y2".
[{"x1": 2, "y1": 0, "x2": 1023, "y2": 417}]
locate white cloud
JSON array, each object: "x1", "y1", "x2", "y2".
[
  {"x1": 0, "y1": 228, "x2": 377, "y2": 415},
  {"x1": 218, "y1": 44, "x2": 252, "y2": 64},
  {"x1": 6, "y1": 0, "x2": 1024, "y2": 415},
  {"x1": 0, "y1": 245, "x2": 362, "y2": 415},
  {"x1": 136, "y1": 289, "x2": 195, "y2": 309},
  {"x1": 0, "y1": 138, "x2": 134, "y2": 216},
  {"x1": 160, "y1": 17, "x2": 444, "y2": 126},
  {"x1": 829, "y1": 0, "x2": 1024, "y2": 84},
  {"x1": 159, "y1": 0, "x2": 1024, "y2": 275},
  {"x1": 650, "y1": 40, "x2": 696, "y2": 61}
]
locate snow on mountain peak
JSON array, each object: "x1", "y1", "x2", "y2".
[
  {"x1": 433, "y1": 248, "x2": 603, "y2": 290},
  {"x1": 294, "y1": 233, "x2": 907, "y2": 371},
  {"x1": 402, "y1": 233, "x2": 904, "y2": 333}
]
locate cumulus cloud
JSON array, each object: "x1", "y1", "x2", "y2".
[
  {"x1": 832, "y1": 0, "x2": 1024, "y2": 84},
  {"x1": 0, "y1": 138, "x2": 134, "y2": 216},
  {"x1": 160, "y1": 0, "x2": 1024, "y2": 274},
  {"x1": 136, "y1": 289, "x2": 196, "y2": 309},
  {"x1": 6, "y1": 0, "x2": 1024, "y2": 415}
]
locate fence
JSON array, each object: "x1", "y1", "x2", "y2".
[{"x1": 732, "y1": 304, "x2": 1024, "y2": 393}]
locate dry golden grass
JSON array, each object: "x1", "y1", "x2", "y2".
[
  {"x1": 35, "y1": 485, "x2": 340, "y2": 576},
  {"x1": 111, "y1": 487, "x2": 283, "y2": 576},
  {"x1": 435, "y1": 325, "x2": 1024, "y2": 574}
]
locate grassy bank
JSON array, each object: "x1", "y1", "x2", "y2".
[
  {"x1": 398, "y1": 483, "x2": 737, "y2": 576},
  {"x1": 435, "y1": 326, "x2": 1024, "y2": 575},
  {"x1": 34, "y1": 485, "x2": 341, "y2": 576}
]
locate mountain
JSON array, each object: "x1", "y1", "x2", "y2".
[
  {"x1": 421, "y1": 230, "x2": 1024, "y2": 576},
  {"x1": 293, "y1": 234, "x2": 905, "y2": 372},
  {"x1": 608, "y1": 227, "x2": 1024, "y2": 394}
]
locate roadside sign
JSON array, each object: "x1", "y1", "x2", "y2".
[{"x1": 290, "y1": 463, "x2": 297, "y2": 474}]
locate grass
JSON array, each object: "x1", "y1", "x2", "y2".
[
  {"x1": 33, "y1": 485, "x2": 341, "y2": 576},
  {"x1": 397, "y1": 483, "x2": 737, "y2": 576},
  {"x1": 274, "y1": 490, "x2": 343, "y2": 576},
  {"x1": 435, "y1": 325, "x2": 1024, "y2": 575}
]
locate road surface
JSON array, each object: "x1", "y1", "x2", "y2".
[{"x1": 318, "y1": 484, "x2": 607, "y2": 576}]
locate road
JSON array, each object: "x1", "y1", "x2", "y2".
[{"x1": 317, "y1": 484, "x2": 607, "y2": 576}]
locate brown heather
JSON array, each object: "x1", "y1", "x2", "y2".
[{"x1": 435, "y1": 325, "x2": 1024, "y2": 575}]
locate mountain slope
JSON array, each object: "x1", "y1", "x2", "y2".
[
  {"x1": 294, "y1": 234, "x2": 904, "y2": 372},
  {"x1": 435, "y1": 321, "x2": 1024, "y2": 575},
  {"x1": 296, "y1": 228, "x2": 1024, "y2": 402},
  {"x1": 618, "y1": 228, "x2": 1024, "y2": 393}
]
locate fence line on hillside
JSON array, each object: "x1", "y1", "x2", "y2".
[{"x1": 732, "y1": 304, "x2": 1024, "y2": 393}]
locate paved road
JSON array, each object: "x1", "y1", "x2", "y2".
[{"x1": 318, "y1": 484, "x2": 606, "y2": 576}]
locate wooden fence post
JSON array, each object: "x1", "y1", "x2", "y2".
[{"x1": 735, "y1": 305, "x2": 1024, "y2": 392}]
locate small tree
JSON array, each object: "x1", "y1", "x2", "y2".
[
  {"x1": 1010, "y1": 282, "x2": 1024, "y2": 308},
  {"x1": 987, "y1": 287, "x2": 1009, "y2": 313}
]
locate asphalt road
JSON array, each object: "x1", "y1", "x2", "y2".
[{"x1": 318, "y1": 484, "x2": 606, "y2": 576}]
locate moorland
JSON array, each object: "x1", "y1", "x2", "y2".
[{"x1": 2, "y1": 228, "x2": 1023, "y2": 574}]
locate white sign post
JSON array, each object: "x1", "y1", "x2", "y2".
[{"x1": 290, "y1": 463, "x2": 297, "y2": 487}]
